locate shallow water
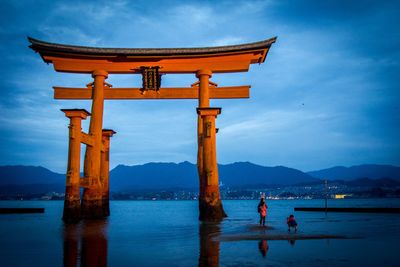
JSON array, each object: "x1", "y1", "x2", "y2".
[{"x1": 0, "y1": 199, "x2": 399, "y2": 266}]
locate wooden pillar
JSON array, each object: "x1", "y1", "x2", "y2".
[
  {"x1": 197, "y1": 107, "x2": 227, "y2": 221},
  {"x1": 82, "y1": 70, "x2": 108, "y2": 219},
  {"x1": 100, "y1": 129, "x2": 116, "y2": 217},
  {"x1": 196, "y1": 69, "x2": 212, "y2": 179},
  {"x1": 61, "y1": 109, "x2": 90, "y2": 223}
]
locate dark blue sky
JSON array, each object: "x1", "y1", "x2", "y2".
[{"x1": 0, "y1": 0, "x2": 399, "y2": 172}]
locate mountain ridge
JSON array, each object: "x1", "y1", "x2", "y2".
[
  {"x1": 0, "y1": 163, "x2": 399, "y2": 192},
  {"x1": 307, "y1": 164, "x2": 400, "y2": 181},
  {"x1": 109, "y1": 161, "x2": 318, "y2": 191}
]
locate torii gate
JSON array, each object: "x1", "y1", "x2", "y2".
[{"x1": 28, "y1": 37, "x2": 276, "y2": 223}]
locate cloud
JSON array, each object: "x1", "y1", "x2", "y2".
[
  {"x1": 210, "y1": 36, "x2": 246, "y2": 46},
  {"x1": 171, "y1": 4, "x2": 213, "y2": 25},
  {"x1": 38, "y1": 26, "x2": 102, "y2": 46}
]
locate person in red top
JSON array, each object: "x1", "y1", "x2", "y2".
[
  {"x1": 287, "y1": 214, "x2": 298, "y2": 232},
  {"x1": 257, "y1": 197, "x2": 268, "y2": 226}
]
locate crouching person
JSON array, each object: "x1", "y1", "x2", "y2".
[{"x1": 287, "y1": 214, "x2": 298, "y2": 232}]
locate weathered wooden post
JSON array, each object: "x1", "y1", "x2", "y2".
[
  {"x1": 100, "y1": 129, "x2": 116, "y2": 217},
  {"x1": 196, "y1": 69, "x2": 212, "y2": 179},
  {"x1": 197, "y1": 107, "x2": 226, "y2": 221},
  {"x1": 61, "y1": 109, "x2": 90, "y2": 223},
  {"x1": 82, "y1": 70, "x2": 108, "y2": 219}
]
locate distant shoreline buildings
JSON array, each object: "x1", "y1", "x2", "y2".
[{"x1": 1, "y1": 182, "x2": 399, "y2": 201}]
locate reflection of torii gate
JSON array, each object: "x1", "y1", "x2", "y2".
[{"x1": 29, "y1": 37, "x2": 276, "y2": 223}]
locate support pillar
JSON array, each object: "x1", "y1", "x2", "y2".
[
  {"x1": 61, "y1": 109, "x2": 90, "y2": 223},
  {"x1": 196, "y1": 70, "x2": 212, "y2": 181},
  {"x1": 100, "y1": 129, "x2": 116, "y2": 217},
  {"x1": 197, "y1": 107, "x2": 227, "y2": 221},
  {"x1": 82, "y1": 70, "x2": 108, "y2": 219},
  {"x1": 196, "y1": 69, "x2": 211, "y2": 198}
]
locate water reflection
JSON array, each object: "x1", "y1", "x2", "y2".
[
  {"x1": 258, "y1": 240, "x2": 269, "y2": 258},
  {"x1": 199, "y1": 222, "x2": 221, "y2": 267},
  {"x1": 63, "y1": 220, "x2": 108, "y2": 267}
]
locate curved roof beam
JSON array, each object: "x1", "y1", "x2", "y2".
[
  {"x1": 28, "y1": 37, "x2": 277, "y2": 73},
  {"x1": 28, "y1": 37, "x2": 276, "y2": 57}
]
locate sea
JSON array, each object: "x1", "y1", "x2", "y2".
[{"x1": 0, "y1": 199, "x2": 399, "y2": 267}]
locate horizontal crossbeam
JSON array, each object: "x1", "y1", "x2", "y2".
[
  {"x1": 53, "y1": 86, "x2": 250, "y2": 100},
  {"x1": 80, "y1": 132, "x2": 93, "y2": 147},
  {"x1": 80, "y1": 132, "x2": 107, "y2": 151},
  {"x1": 79, "y1": 178, "x2": 90, "y2": 188}
]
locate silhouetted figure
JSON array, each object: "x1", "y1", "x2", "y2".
[
  {"x1": 258, "y1": 240, "x2": 269, "y2": 258},
  {"x1": 199, "y1": 222, "x2": 221, "y2": 267},
  {"x1": 257, "y1": 197, "x2": 268, "y2": 226},
  {"x1": 287, "y1": 214, "x2": 298, "y2": 233}
]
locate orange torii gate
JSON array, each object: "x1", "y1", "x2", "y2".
[{"x1": 29, "y1": 37, "x2": 276, "y2": 223}]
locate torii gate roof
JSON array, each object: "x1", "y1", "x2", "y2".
[{"x1": 28, "y1": 37, "x2": 277, "y2": 74}]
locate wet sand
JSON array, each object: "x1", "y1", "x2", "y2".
[
  {"x1": 214, "y1": 224, "x2": 359, "y2": 242},
  {"x1": 215, "y1": 233, "x2": 355, "y2": 242}
]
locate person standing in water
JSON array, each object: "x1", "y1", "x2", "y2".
[{"x1": 257, "y1": 197, "x2": 268, "y2": 226}]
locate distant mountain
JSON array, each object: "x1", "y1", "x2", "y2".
[
  {"x1": 110, "y1": 161, "x2": 198, "y2": 191},
  {"x1": 298, "y1": 177, "x2": 400, "y2": 187},
  {"x1": 219, "y1": 162, "x2": 317, "y2": 187},
  {"x1": 2, "y1": 163, "x2": 399, "y2": 194},
  {"x1": 110, "y1": 161, "x2": 318, "y2": 191},
  {"x1": 0, "y1": 166, "x2": 65, "y2": 194},
  {"x1": 307, "y1": 164, "x2": 400, "y2": 181},
  {"x1": 0, "y1": 166, "x2": 64, "y2": 185}
]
